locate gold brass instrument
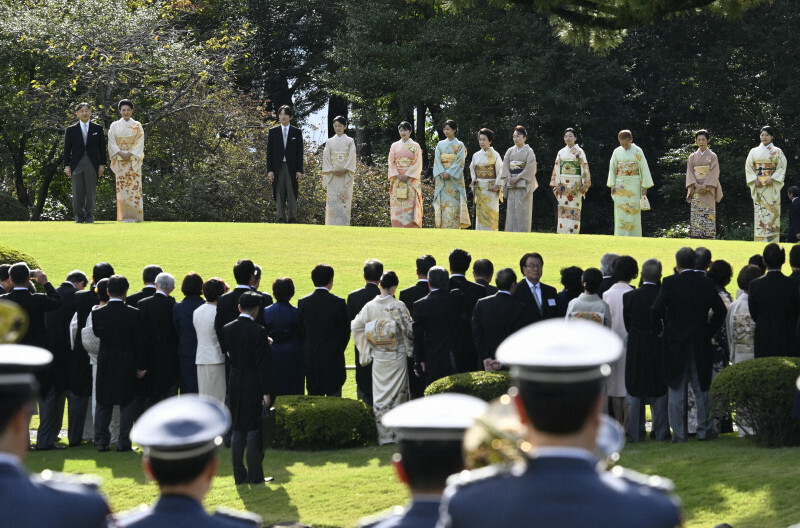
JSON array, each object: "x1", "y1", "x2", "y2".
[{"x1": 0, "y1": 299, "x2": 28, "y2": 344}]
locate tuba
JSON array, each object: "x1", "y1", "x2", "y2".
[{"x1": 0, "y1": 299, "x2": 28, "y2": 344}]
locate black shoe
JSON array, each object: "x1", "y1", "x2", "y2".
[
  {"x1": 116, "y1": 446, "x2": 132, "y2": 452},
  {"x1": 85, "y1": 218, "x2": 95, "y2": 224},
  {"x1": 288, "y1": 218, "x2": 298, "y2": 224},
  {"x1": 249, "y1": 477, "x2": 274, "y2": 484},
  {"x1": 36, "y1": 444, "x2": 67, "y2": 451},
  {"x1": 97, "y1": 445, "x2": 110, "y2": 452},
  {"x1": 75, "y1": 219, "x2": 85, "y2": 224},
  {"x1": 68, "y1": 442, "x2": 81, "y2": 447}
]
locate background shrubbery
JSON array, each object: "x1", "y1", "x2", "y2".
[
  {"x1": 424, "y1": 371, "x2": 511, "y2": 402},
  {"x1": 273, "y1": 395, "x2": 377, "y2": 450}
]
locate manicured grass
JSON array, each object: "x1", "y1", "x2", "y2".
[{"x1": 6, "y1": 221, "x2": 800, "y2": 527}]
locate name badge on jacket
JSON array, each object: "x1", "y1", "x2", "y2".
[{"x1": 547, "y1": 298, "x2": 556, "y2": 306}]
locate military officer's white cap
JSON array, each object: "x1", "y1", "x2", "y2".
[
  {"x1": 381, "y1": 393, "x2": 488, "y2": 441},
  {"x1": 796, "y1": 375, "x2": 800, "y2": 391},
  {"x1": 497, "y1": 319, "x2": 623, "y2": 383},
  {"x1": 131, "y1": 394, "x2": 231, "y2": 460},
  {"x1": 0, "y1": 344, "x2": 52, "y2": 394}
]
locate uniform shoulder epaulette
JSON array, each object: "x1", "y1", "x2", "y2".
[
  {"x1": 356, "y1": 505, "x2": 404, "y2": 527},
  {"x1": 609, "y1": 465, "x2": 676, "y2": 494},
  {"x1": 213, "y1": 507, "x2": 263, "y2": 526},
  {"x1": 35, "y1": 469, "x2": 103, "y2": 492},
  {"x1": 445, "y1": 462, "x2": 521, "y2": 489}
]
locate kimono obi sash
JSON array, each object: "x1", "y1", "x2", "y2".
[
  {"x1": 559, "y1": 159, "x2": 582, "y2": 176},
  {"x1": 568, "y1": 311, "x2": 604, "y2": 324},
  {"x1": 114, "y1": 134, "x2": 136, "y2": 152},
  {"x1": 755, "y1": 161, "x2": 777, "y2": 183},
  {"x1": 616, "y1": 161, "x2": 639, "y2": 177},
  {"x1": 440, "y1": 153, "x2": 456, "y2": 168},
  {"x1": 474, "y1": 164, "x2": 496, "y2": 180},
  {"x1": 395, "y1": 152, "x2": 414, "y2": 172},
  {"x1": 694, "y1": 165, "x2": 710, "y2": 181},
  {"x1": 732, "y1": 313, "x2": 755, "y2": 346},
  {"x1": 508, "y1": 160, "x2": 526, "y2": 175},
  {"x1": 365, "y1": 317, "x2": 403, "y2": 355},
  {"x1": 332, "y1": 151, "x2": 349, "y2": 171}
]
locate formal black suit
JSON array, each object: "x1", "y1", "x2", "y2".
[
  {"x1": 125, "y1": 285, "x2": 156, "y2": 308},
  {"x1": 92, "y1": 300, "x2": 143, "y2": 449},
  {"x1": 398, "y1": 279, "x2": 430, "y2": 398},
  {"x1": 266, "y1": 124, "x2": 304, "y2": 210},
  {"x1": 597, "y1": 276, "x2": 615, "y2": 298},
  {"x1": 298, "y1": 288, "x2": 350, "y2": 396},
  {"x1": 788, "y1": 197, "x2": 800, "y2": 242},
  {"x1": 67, "y1": 288, "x2": 98, "y2": 445},
  {"x1": 347, "y1": 282, "x2": 380, "y2": 405},
  {"x1": 214, "y1": 286, "x2": 271, "y2": 348},
  {"x1": 511, "y1": 279, "x2": 559, "y2": 324},
  {"x1": 471, "y1": 292, "x2": 527, "y2": 363},
  {"x1": 63, "y1": 121, "x2": 106, "y2": 172},
  {"x1": 137, "y1": 293, "x2": 180, "y2": 403},
  {"x1": 0, "y1": 284, "x2": 61, "y2": 351},
  {"x1": 449, "y1": 275, "x2": 488, "y2": 372},
  {"x1": 748, "y1": 270, "x2": 800, "y2": 358},
  {"x1": 412, "y1": 289, "x2": 464, "y2": 387},
  {"x1": 475, "y1": 278, "x2": 498, "y2": 296}
]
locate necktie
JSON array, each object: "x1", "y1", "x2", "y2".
[
  {"x1": 283, "y1": 127, "x2": 288, "y2": 148},
  {"x1": 532, "y1": 284, "x2": 542, "y2": 311},
  {"x1": 82, "y1": 123, "x2": 88, "y2": 145}
]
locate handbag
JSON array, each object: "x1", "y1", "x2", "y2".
[
  {"x1": 640, "y1": 194, "x2": 651, "y2": 212},
  {"x1": 395, "y1": 181, "x2": 409, "y2": 199},
  {"x1": 260, "y1": 404, "x2": 276, "y2": 450}
]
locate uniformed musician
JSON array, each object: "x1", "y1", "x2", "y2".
[{"x1": 438, "y1": 319, "x2": 683, "y2": 528}]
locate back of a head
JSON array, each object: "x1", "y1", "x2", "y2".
[
  {"x1": 610, "y1": 256, "x2": 638, "y2": 283},
  {"x1": 142, "y1": 265, "x2": 163, "y2": 284},
  {"x1": 8, "y1": 263, "x2": 30, "y2": 286},
  {"x1": 495, "y1": 268, "x2": 517, "y2": 292},
  {"x1": 399, "y1": 440, "x2": 464, "y2": 492},
  {"x1": 92, "y1": 262, "x2": 115, "y2": 282},
  {"x1": 473, "y1": 259, "x2": 494, "y2": 279},
  {"x1": 427, "y1": 266, "x2": 449, "y2": 290},
  {"x1": 202, "y1": 278, "x2": 228, "y2": 303},
  {"x1": 96, "y1": 278, "x2": 110, "y2": 303},
  {"x1": 640, "y1": 259, "x2": 662, "y2": 284},
  {"x1": 311, "y1": 264, "x2": 334, "y2": 287},
  {"x1": 154, "y1": 272, "x2": 175, "y2": 292},
  {"x1": 66, "y1": 270, "x2": 88, "y2": 285},
  {"x1": 695, "y1": 247, "x2": 712, "y2": 271},
  {"x1": 107, "y1": 275, "x2": 130, "y2": 297},
  {"x1": 272, "y1": 277, "x2": 295, "y2": 303},
  {"x1": 363, "y1": 259, "x2": 384, "y2": 282},
  {"x1": 737, "y1": 265, "x2": 764, "y2": 293},
  {"x1": 0, "y1": 264, "x2": 10, "y2": 282},
  {"x1": 0, "y1": 346, "x2": 52, "y2": 436},
  {"x1": 790, "y1": 245, "x2": 800, "y2": 268},
  {"x1": 379, "y1": 271, "x2": 399, "y2": 290},
  {"x1": 675, "y1": 247, "x2": 696, "y2": 270},
  {"x1": 748, "y1": 254, "x2": 766, "y2": 273},
  {"x1": 449, "y1": 248, "x2": 472, "y2": 275},
  {"x1": 581, "y1": 268, "x2": 603, "y2": 294},
  {"x1": 238, "y1": 291, "x2": 261, "y2": 311},
  {"x1": 706, "y1": 260, "x2": 733, "y2": 289},
  {"x1": 560, "y1": 266, "x2": 583, "y2": 292},
  {"x1": 181, "y1": 272, "x2": 204, "y2": 297},
  {"x1": 763, "y1": 243, "x2": 785, "y2": 269},
  {"x1": 599, "y1": 253, "x2": 619, "y2": 276},
  {"x1": 233, "y1": 259, "x2": 255, "y2": 285},
  {"x1": 416, "y1": 255, "x2": 436, "y2": 276}
]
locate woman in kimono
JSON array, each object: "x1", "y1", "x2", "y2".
[
  {"x1": 388, "y1": 121, "x2": 423, "y2": 228},
  {"x1": 686, "y1": 129, "x2": 723, "y2": 239},
  {"x1": 433, "y1": 120, "x2": 470, "y2": 229},
  {"x1": 607, "y1": 130, "x2": 653, "y2": 236},
  {"x1": 107, "y1": 99, "x2": 145, "y2": 222},
  {"x1": 469, "y1": 128, "x2": 504, "y2": 231},
  {"x1": 350, "y1": 271, "x2": 413, "y2": 444},
  {"x1": 745, "y1": 125, "x2": 788, "y2": 242},
  {"x1": 502, "y1": 125, "x2": 537, "y2": 232},
  {"x1": 550, "y1": 128, "x2": 590, "y2": 234},
  {"x1": 321, "y1": 115, "x2": 357, "y2": 226}
]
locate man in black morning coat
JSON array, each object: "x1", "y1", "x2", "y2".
[
  {"x1": 747, "y1": 243, "x2": 800, "y2": 358},
  {"x1": 63, "y1": 102, "x2": 106, "y2": 223},
  {"x1": 512, "y1": 252, "x2": 559, "y2": 324},
  {"x1": 472, "y1": 258, "x2": 498, "y2": 295},
  {"x1": 652, "y1": 247, "x2": 727, "y2": 442},
  {"x1": 266, "y1": 104, "x2": 304, "y2": 223},
  {"x1": 92, "y1": 275, "x2": 144, "y2": 452},
  {"x1": 298, "y1": 264, "x2": 350, "y2": 396},
  {"x1": 125, "y1": 264, "x2": 162, "y2": 308},
  {"x1": 412, "y1": 266, "x2": 464, "y2": 387},
  {"x1": 68, "y1": 262, "x2": 114, "y2": 446},
  {"x1": 471, "y1": 268, "x2": 528, "y2": 371},
  {"x1": 448, "y1": 249, "x2": 488, "y2": 373},
  {"x1": 399, "y1": 255, "x2": 436, "y2": 399},
  {"x1": 347, "y1": 259, "x2": 383, "y2": 406}
]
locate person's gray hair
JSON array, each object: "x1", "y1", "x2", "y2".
[
  {"x1": 641, "y1": 259, "x2": 662, "y2": 283},
  {"x1": 427, "y1": 266, "x2": 450, "y2": 290},
  {"x1": 154, "y1": 272, "x2": 175, "y2": 291},
  {"x1": 600, "y1": 253, "x2": 619, "y2": 276}
]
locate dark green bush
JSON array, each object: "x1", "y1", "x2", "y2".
[
  {"x1": 710, "y1": 357, "x2": 800, "y2": 447},
  {"x1": 424, "y1": 371, "x2": 511, "y2": 402},
  {"x1": 0, "y1": 192, "x2": 29, "y2": 221},
  {"x1": 272, "y1": 395, "x2": 377, "y2": 450},
  {"x1": 0, "y1": 245, "x2": 43, "y2": 292}
]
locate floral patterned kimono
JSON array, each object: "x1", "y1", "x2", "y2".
[
  {"x1": 433, "y1": 138, "x2": 470, "y2": 229},
  {"x1": 745, "y1": 143, "x2": 787, "y2": 242},
  {"x1": 502, "y1": 145, "x2": 537, "y2": 232},
  {"x1": 686, "y1": 148, "x2": 723, "y2": 239},
  {"x1": 469, "y1": 147, "x2": 505, "y2": 231},
  {"x1": 550, "y1": 145, "x2": 591, "y2": 234},
  {"x1": 388, "y1": 139, "x2": 423, "y2": 228},
  {"x1": 108, "y1": 118, "x2": 145, "y2": 222},
  {"x1": 322, "y1": 133, "x2": 357, "y2": 226},
  {"x1": 607, "y1": 144, "x2": 653, "y2": 236}
]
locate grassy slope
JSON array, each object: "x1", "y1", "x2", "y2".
[{"x1": 5, "y1": 221, "x2": 800, "y2": 527}]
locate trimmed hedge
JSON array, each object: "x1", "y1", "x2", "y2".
[
  {"x1": 0, "y1": 245, "x2": 43, "y2": 291},
  {"x1": 0, "y1": 192, "x2": 28, "y2": 221},
  {"x1": 710, "y1": 357, "x2": 800, "y2": 447},
  {"x1": 424, "y1": 371, "x2": 511, "y2": 402},
  {"x1": 272, "y1": 395, "x2": 377, "y2": 450}
]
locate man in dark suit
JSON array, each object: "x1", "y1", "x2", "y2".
[
  {"x1": 512, "y1": 252, "x2": 559, "y2": 323},
  {"x1": 347, "y1": 259, "x2": 383, "y2": 406},
  {"x1": 63, "y1": 102, "x2": 106, "y2": 223},
  {"x1": 748, "y1": 243, "x2": 800, "y2": 358},
  {"x1": 448, "y1": 249, "x2": 488, "y2": 373},
  {"x1": 597, "y1": 253, "x2": 618, "y2": 298},
  {"x1": 126, "y1": 264, "x2": 162, "y2": 307},
  {"x1": 68, "y1": 262, "x2": 114, "y2": 446},
  {"x1": 266, "y1": 105, "x2": 304, "y2": 223},
  {"x1": 787, "y1": 186, "x2": 800, "y2": 243},
  {"x1": 472, "y1": 259, "x2": 497, "y2": 295},
  {"x1": 472, "y1": 268, "x2": 528, "y2": 371},
  {"x1": 137, "y1": 273, "x2": 180, "y2": 411},
  {"x1": 0, "y1": 264, "x2": 62, "y2": 350},
  {"x1": 92, "y1": 275, "x2": 144, "y2": 452},
  {"x1": 37, "y1": 270, "x2": 88, "y2": 450},
  {"x1": 695, "y1": 247, "x2": 712, "y2": 273},
  {"x1": 399, "y1": 255, "x2": 436, "y2": 399},
  {"x1": 0, "y1": 346, "x2": 111, "y2": 527},
  {"x1": 298, "y1": 264, "x2": 350, "y2": 396},
  {"x1": 251, "y1": 264, "x2": 275, "y2": 319},
  {"x1": 652, "y1": 247, "x2": 727, "y2": 442},
  {"x1": 223, "y1": 292, "x2": 276, "y2": 485},
  {"x1": 622, "y1": 259, "x2": 669, "y2": 442},
  {"x1": 0, "y1": 264, "x2": 11, "y2": 292},
  {"x1": 790, "y1": 244, "x2": 800, "y2": 280},
  {"x1": 412, "y1": 267, "x2": 464, "y2": 387},
  {"x1": 215, "y1": 259, "x2": 263, "y2": 347}
]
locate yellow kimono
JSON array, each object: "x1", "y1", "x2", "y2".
[
  {"x1": 108, "y1": 118, "x2": 145, "y2": 222},
  {"x1": 550, "y1": 145, "x2": 591, "y2": 234},
  {"x1": 745, "y1": 143, "x2": 787, "y2": 242},
  {"x1": 322, "y1": 133, "x2": 357, "y2": 226},
  {"x1": 469, "y1": 147, "x2": 505, "y2": 231}
]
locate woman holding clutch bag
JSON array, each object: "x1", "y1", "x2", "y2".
[
  {"x1": 469, "y1": 128, "x2": 504, "y2": 231},
  {"x1": 607, "y1": 130, "x2": 653, "y2": 237},
  {"x1": 388, "y1": 121, "x2": 423, "y2": 228},
  {"x1": 686, "y1": 129, "x2": 722, "y2": 239},
  {"x1": 321, "y1": 115, "x2": 357, "y2": 226},
  {"x1": 745, "y1": 125, "x2": 787, "y2": 243},
  {"x1": 550, "y1": 128, "x2": 590, "y2": 234},
  {"x1": 502, "y1": 125, "x2": 537, "y2": 232}
]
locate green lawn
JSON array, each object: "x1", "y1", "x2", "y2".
[{"x1": 5, "y1": 221, "x2": 800, "y2": 527}]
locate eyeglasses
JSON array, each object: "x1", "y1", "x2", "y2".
[{"x1": 524, "y1": 264, "x2": 543, "y2": 269}]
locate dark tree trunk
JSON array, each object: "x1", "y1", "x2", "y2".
[
  {"x1": 352, "y1": 101, "x2": 371, "y2": 164},
  {"x1": 327, "y1": 95, "x2": 349, "y2": 137},
  {"x1": 31, "y1": 139, "x2": 62, "y2": 221},
  {"x1": 12, "y1": 133, "x2": 31, "y2": 206},
  {"x1": 415, "y1": 104, "x2": 428, "y2": 175}
]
